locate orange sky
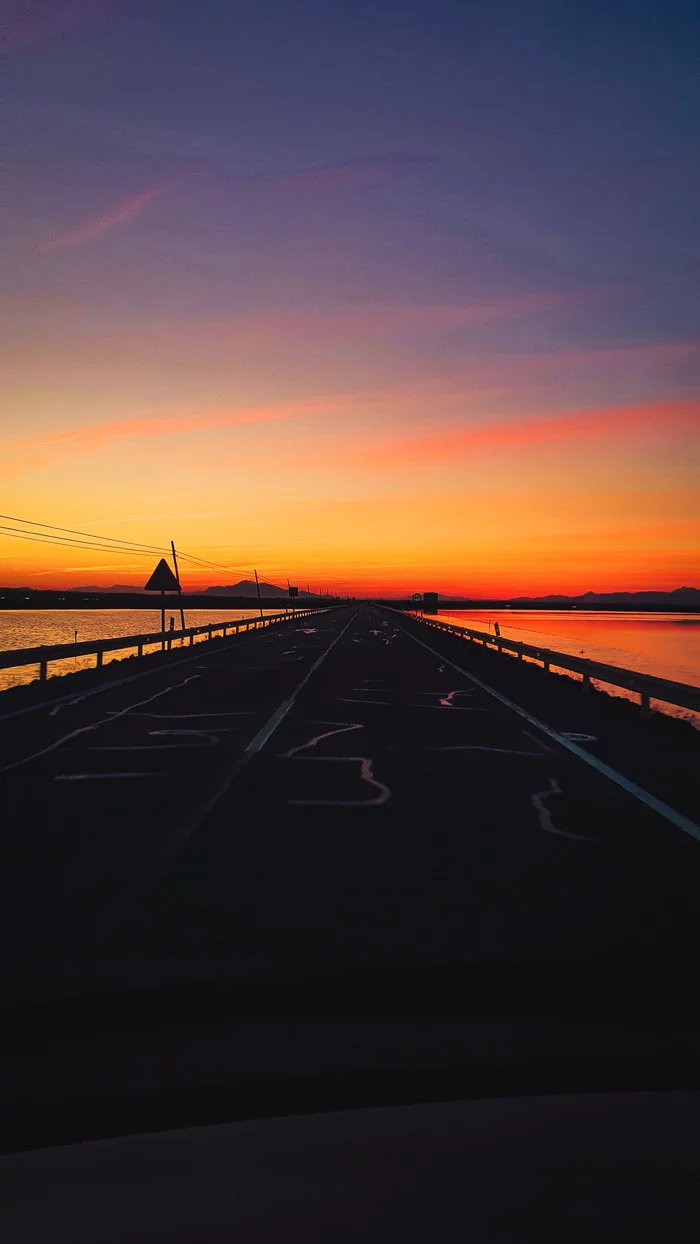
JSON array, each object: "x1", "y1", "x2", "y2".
[{"x1": 1, "y1": 349, "x2": 698, "y2": 595}]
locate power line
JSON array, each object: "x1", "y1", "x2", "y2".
[
  {"x1": 0, "y1": 513, "x2": 170, "y2": 556},
  {"x1": 0, "y1": 512, "x2": 333, "y2": 590},
  {"x1": 0, "y1": 513, "x2": 297, "y2": 585},
  {"x1": 0, "y1": 513, "x2": 255, "y2": 577},
  {"x1": 0, "y1": 526, "x2": 159, "y2": 558}
]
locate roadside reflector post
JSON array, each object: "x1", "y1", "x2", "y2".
[
  {"x1": 96, "y1": 650, "x2": 103, "y2": 668},
  {"x1": 582, "y1": 673, "x2": 591, "y2": 693},
  {"x1": 39, "y1": 659, "x2": 47, "y2": 681}
]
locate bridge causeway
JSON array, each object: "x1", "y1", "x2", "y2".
[{"x1": 0, "y1": 604, "x2": 698, "y2": 1003}]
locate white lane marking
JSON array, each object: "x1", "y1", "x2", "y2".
[
  {"x1": 166, "y1": 610, "x2": 361, "y2": 856},
  {"x1": 396, "y1": 617, "x2": 700, "y2": 844},
  {"x1": 55, "y1": 772, "x2": 159, "y2": 781},
  {"x1": 288, "y1": 756, "x2": 391, "y2": 807},
  {"x1": 338, "y1": 697, "x2": 392, "y2": 706},
  {"x1": 280, "y1": 722, "x2": 363, "y2": 759},
  {"x1": 430, "y1": 745, "x2": 545, "y2": 756},
  {"x1": 123, "y1": 711, "x2": 253, "y2": 719},
  {"x1": 531, "y1": 777, "x2": 596, "y2": 842},
  {"x1": 562, "y1": 731, "x2": 598, "y2": 742},
  {"x1": 151, "y1": 729, "x2": 219, "y2": 743},
  {"x1": 0, "y1": 676, "x2": 202, "y2": 776},
  {"x1": 83, "y1": 729, "x2": 224, "y2": 751}
]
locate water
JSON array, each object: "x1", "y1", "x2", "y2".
[
  {"x1": 426, "y1": 611, "x2": 700, "y2": 726},
  {"x1": 0, "y1": 608, "x2": 281, "y2": 693}
]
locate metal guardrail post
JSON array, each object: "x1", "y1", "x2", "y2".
[
  {"x1": 95, "y1": 651, "x2": 103, "y2": 668},
  {"x1": 39, "y1": 659, "x2": 47, "y2": 681}
]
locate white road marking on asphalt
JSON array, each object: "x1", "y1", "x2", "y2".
[
  {"x1": 396, "y1": 615, "x2": 700, "y2": 845},
  {"x1": 280, "y1": 722, "x2": 363, "y2": 759},
  {"x1": 165, "y1": 610, "x2": 360, "y2": 856},
  {"x1": 288, "y1": 756, "x2": 391, "y2": 807},
  {"x1": 0, "y1": 676, "x2": 203, "y2": 775},
  {"x1": 531, "y1": 778, "x2": 596, "y2": 842},
  {"x1": 431, "y1": 745, "x2": 545, "y2": 756},
  {"x1": 562, "y1": 731, "x2": 598, "y2": 742},
  {"x1": 54, "y1": 772, "x2": 159, "y2": 781},
  {"x1": 150, "y1": 729, "x2": 219, "y2": 745},
  {"x1": 338, "y1": 697, "x2": 392, "y2": 706},
  {"x1": 125, "y1": 711, "x2": 253, "y2": 718}
]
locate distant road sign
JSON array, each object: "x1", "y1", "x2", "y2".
[
  {"x1": 144, "y1": 559, "x2": 180, "y2": 592},
  {"x1": 411, "y1": 592, "x2": 422, "y2": 602}
]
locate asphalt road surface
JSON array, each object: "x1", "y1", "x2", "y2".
[{"x1": 1, "y1": 605, "x2": 699, "y2": 1000}]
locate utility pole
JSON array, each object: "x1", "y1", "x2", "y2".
[
  {"x1": 254, "y1": 568, "x2": 263, "y2": 618},
  {"x1": 170, "y1": 540, "x2": 186, "y2": 633}
]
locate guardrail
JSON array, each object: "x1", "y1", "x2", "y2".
[
  {"x1": 409, "y1": 613, "x2": 700, "y2": 716},
  {"x1": 0, "y1": 608, "x2": 328, "y2": 684}
]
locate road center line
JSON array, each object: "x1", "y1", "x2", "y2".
[{"x1": 165, "y1": 609, "x2": 360, "y2": 858}]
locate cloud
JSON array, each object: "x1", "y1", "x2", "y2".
[
  {"x1": 348, "y1": 399, "x2": 700, "y2": 469},
  {"x1": 40, "y1": 178, "x2": 178, "y2": 252},
  {"x1": 1, "y1": 395, "x2": 344, "y2": 460}
]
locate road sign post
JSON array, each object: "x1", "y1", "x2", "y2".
[{"x1": 144, "y1": 558, "x2": 181, "y2": 650}]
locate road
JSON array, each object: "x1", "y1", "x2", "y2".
[{"x1": 1, "y1": 604, "x2": 699, "y2": 1000}]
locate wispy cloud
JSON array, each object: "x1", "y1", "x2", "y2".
[
  {"x1": 1, "y1": 395, "x2": 344, "y2": 460},
  {"x1": 40, "y1": 178, "x2": 178, "y2": 252},
  {"x1": 348, "y1": 399, "x2": 700, "y2": 469}
]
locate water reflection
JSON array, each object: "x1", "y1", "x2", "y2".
[
  {"x1": 0, "y1": 609, "x2": 277, "y2": 692},
  {"x1": 427, "y1": 611, "x2": 700, "y2": 726}
]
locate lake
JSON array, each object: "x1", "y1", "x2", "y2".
[
  {"x1": 0, "y1": 608, "x2": 279, "y2": 693},
  {"x1": 425, "y1": 610, "x2": 700, "y2": 726}
]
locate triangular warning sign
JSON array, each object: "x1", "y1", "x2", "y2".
[{"x1": 144, "y1": 558, "x2": 180, "y2": 592}]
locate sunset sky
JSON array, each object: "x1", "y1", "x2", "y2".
[{"x1": 2, "y1": 0, "x2": 698, "y2": 597}]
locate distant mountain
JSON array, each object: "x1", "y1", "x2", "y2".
[
  {"x1": 511, "y1": 587, "x2": 700, "y2": 604},
  {"x1": 70, "y1": 583, "x2": 147, "y2": 593},
  {"x1": 200, "y1": 579, "x2": 318, "y2": 598},
  {"x1": 61, "y1": 579, "x2": 320, "y2": 598}
]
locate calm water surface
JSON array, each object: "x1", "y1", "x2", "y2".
[
  {"x1": 427, "y1": 611, "x2": 700, "y2": 725},
  {"x1": 0, "y1": 608, "x2": 279, "y2": 693}
]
